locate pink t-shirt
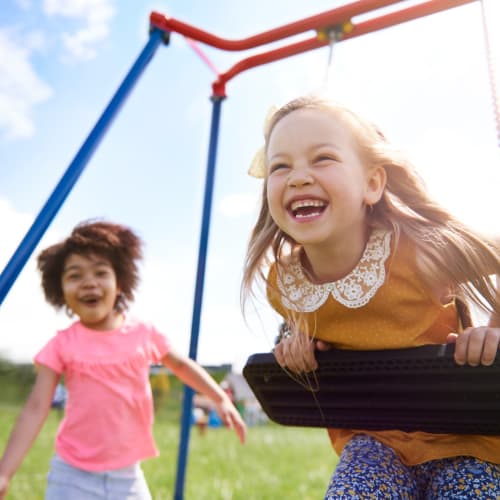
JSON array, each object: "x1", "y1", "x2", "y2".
[{"x1": 35, "y1": 317, "x2": 170, "y2": 471}]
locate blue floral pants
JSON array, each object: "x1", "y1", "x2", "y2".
[{"x1": 325, "y1": 434, "x2": 500, "y2": 499}]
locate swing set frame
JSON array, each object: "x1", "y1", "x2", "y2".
[{"x1": 0, "y1": 1, "x2": 491, "y2": 498}]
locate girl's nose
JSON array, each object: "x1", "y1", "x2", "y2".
[
  {"x1": 287, "y1": 167, "x2": 313, "y2": 187},
  {"x1": 82, "y1": 274, "x2": 97, "y2": 287}
]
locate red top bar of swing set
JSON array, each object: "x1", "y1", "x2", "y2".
[{"x1": 150, "y1": 0, "x2": 478, "y2": 97}]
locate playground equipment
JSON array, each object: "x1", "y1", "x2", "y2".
[
  {"x1": 0, "y1": 1, "x2": 495, "y2": 498},
  {"x1": 243, "y1": 343, "x2": 500, "y2": 435}
]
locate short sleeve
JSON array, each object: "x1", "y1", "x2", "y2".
[
  {"x1": 148, "y1": 324, "x2": 171, "y2": 364},
  {"x1": 34, "y1": 335, "x2": 65, "y2": 374}
]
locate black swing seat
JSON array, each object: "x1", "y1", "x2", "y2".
[{"x1": 242, "y1": 343, "x2": 500, "y2": 435}]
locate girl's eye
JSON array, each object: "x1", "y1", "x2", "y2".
[
  {"x1": 269, "y1": 163, "x2": 289, "y2": 174},
  {"x1": 66, "y1": 274, "x2": 80, "y2": 281},
  {"x1": 314, "y1": 154, "x2": 336, "y2": 164}
]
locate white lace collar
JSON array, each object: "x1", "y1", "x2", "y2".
[{"x1": 276, "y1": 229, "x2": 392, "y2": 311}]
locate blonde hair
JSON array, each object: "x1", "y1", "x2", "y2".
[{"x1": 241, "y1": 95, "x2": 500, "y2": 323}]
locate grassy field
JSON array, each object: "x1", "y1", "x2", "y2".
[{"x1": 0, "y1": 403, "x2": 337, "y2": 499}]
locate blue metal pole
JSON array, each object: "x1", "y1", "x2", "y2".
[
  {"x1": 174, "y1": 95, "x2": 225, "y2": 500},
  {"x1": 0, "y1": 28, "x2": 167, "y2": 305}
]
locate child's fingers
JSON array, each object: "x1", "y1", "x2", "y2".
[
  {"x1": 273, "y1": 341, "x2": 286, "y2": 367},
  {"x1": 452, "y1": 329, "x2": 470, "y2": 365},
  {"x1": 465, "y1": 329, "x2": 486, "y2": 366},
  {"x1": 0, "y1": 476, "x2": 9, "y2": 500},
  {"x1": 222, "y1": 408, "x2": 246, "y2": 444},
  {"x1": 232, "y1": 415, "x2": 247, "y2": 444},
  {"x1": 315, "y1": 340, "x2": 332, "y2": 351},
  {"x1": 280, "y1": 338, "x2": 295, "y2": 370},
  {"x1": 274, "y1": 336, "x2": 318, "y2": 373},
  {"x1": 296, "y1": 341, "x2": 317, "y2": 372},
  {"x1": 453, "y1": 327, "x2": 500, "y2": 366},
  {"x1": 216, "y1": 402, "x2": 247, "y2": 444},
  {"x1": 287, "y1": 338, "x2": 316, "y2": 372},
  {"x1": 480, "y1": 328, "x2": 500, "y2": 366}
]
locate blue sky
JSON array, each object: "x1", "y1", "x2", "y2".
[{"x1": 0, "y1": 0, "x2": 499, "y2": 369}]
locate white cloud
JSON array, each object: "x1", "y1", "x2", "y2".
[
  {"x1": 43, "y1": 0, "x2": 115, "y2": 61},
  {"x1": 0, "y1": 30, "x2": 52, "y2": 140},
  {"x1": 24, "y1": 30, "x2": 48, "y2": 52}
]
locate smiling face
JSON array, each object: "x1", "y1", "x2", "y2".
[
  {"x1": 61, "y1": 253, "x2": 123, "y2": 331},
  {"x1": 266, "y1": 107, "x2": 384, "y2": 254}
]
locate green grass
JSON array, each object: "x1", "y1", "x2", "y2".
[{"x1": 0, "y1": 403, "x2": 337, "y2": 499}]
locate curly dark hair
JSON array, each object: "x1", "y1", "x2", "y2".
[{"x1": 37, "y1": 220, "x2": 143, "y2": 312}]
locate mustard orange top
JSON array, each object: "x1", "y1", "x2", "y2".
[{"x1": 267, "y1": 229, "x2": 500, "y2": 465}]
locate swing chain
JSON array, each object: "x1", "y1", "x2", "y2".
[
  {"x1": 317, "y1": 22, "x2": 353, "y2": 88},
  {"x1": 480, "y1": 0, "x2": 500, "y2": 148}
]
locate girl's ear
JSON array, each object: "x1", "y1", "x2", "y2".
[{"x1": 364, "y1": 166, "x2": 387, "y2": 205}]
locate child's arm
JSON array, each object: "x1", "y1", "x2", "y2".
[
  {"x1": 161, "y1": 350, "x2": 246, "y2": 444},
  {"x1": 0, "y1": 365, "x2": 59, "y2": 499}
]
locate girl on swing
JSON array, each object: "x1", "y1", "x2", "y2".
[{"x1": 242, "y1": 94, "x2": 500, "y2": 498}]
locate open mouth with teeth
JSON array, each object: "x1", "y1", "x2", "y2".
[
  {"x1": 80, "y1": 295, "x2": 100, "y2": 305},
  {"x1": 288, "y1": 199, "x2": 327, "y2": 219}
]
